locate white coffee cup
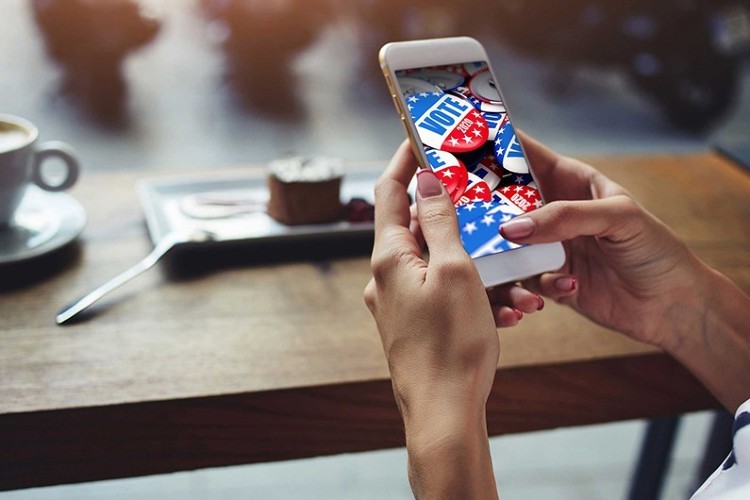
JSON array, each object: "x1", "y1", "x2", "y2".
[{"x1": 0, "y1": 114, "x2": 80, "y2": 228}]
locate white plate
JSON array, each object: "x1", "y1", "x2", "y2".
[
  {"x1": 0, "y1": 186, "x2": 86, "y2": 265},
  {"x1": 137, "y1": 171, "x2": 379, "y2": 247}
]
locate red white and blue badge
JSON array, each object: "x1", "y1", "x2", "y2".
[
  {"x1": 455, "y1": 141, "x2": 489, "y2": 170},
  {"x1": 468, "y1": 70, "x2": 506, "y2": 113},
  {"x1": 494, "y1": 119, "x2": 529, "y2": 174},
  {"x1": 457, "y1": 200, "x2": 521, "y2": 258},
  {"x1": 472, "y1": 149, "x2": 506, "y2": 190},
  {"x1": 494, "y1": 184, "x2": 542, "y2": 213},
  {"x1": 407, "y1": 92, "x2": 489, "y2": 153},
  {"x1": 424, "y1": 148, "x2": 469, "y2": 203},
  {"x1": 473, "y1": 166, "x2": 501, "y2": 191},
  {"x1": 455, "y1": 172, "x2": 492, "y2": 207},
  {"x1": 503, "y1": 172, "x2": 535, "y2": 186},
  {"x1": 481, "y1": 111, "x2": 505, "y2": 142}
]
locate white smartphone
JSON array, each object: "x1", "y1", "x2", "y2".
[{"x1": 379, "y1": 36, "x2": 565, "y2": 288}]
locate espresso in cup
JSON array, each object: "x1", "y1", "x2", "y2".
[
  {"x1": 0, "y1": 114, "x2": 80, "y2": 228},
  {"x1": 0, "y1": 122, "x2": 33, "y2": 154}
]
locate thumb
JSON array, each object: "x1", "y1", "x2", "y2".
[
  {"x1": 499, "y1": 195, "x2": 644, "y2": 244},
  {"x1": 415, "y1": 169, "x2": 466, "y2": 261}
]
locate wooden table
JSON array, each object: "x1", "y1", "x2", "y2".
[{"x1": 1, "y1": 152, "x2": 748, "y2": 491}]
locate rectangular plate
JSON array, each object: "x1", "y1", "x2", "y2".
[
  {"x1": 137, "y1": 170, "x2": 380, "y2": 247},
  {"x1": 715, "y1": 141, "x2": 750, "y2": 174}
]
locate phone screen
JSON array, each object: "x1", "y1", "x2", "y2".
[{"x1": 395, "y1": 61, "x2": 543, "y2": 259}]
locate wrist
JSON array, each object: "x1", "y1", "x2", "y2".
[
  {"x1": 660, "y1": 262, "x2": 750, "y2": 411},
  {"x1": 390, "y1": 361, "x2": 496, "y2": 423},
  {"x1": 403, "y1": 405, "x2": 497, "y2": 500},
  {"x1": 394, "y1": 377, "x2": 492, "y2": 441},
  {"x1": 650, "y1": 253, "x2": 714, "y2": 353},
  {"x1": 403, "y1": 401, "x2": 488, "y2": 455}
]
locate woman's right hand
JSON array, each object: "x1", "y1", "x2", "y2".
[
  {"x1": 499, "y1": 134, "x2": 708, "y2": 350},
  {"x1": 500, "y1": 134, "x2": 750, "y2": 412}
]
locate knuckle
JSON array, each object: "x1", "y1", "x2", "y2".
[
  {"x1": 610, "y1": 194, "x2": 647, "y2": 238},
  {"x1": 612, "y1": 194, "x2": 641, "y2": 217},
  {"x1": 462, "y1": 335, "x2": 497, "y2": 362},
  {"x1": 363, "y1": 281, "x2": 377, "y2": 311},
  {"x1": 370, "y1": 255, "x2": 388, "y2": 282},
  {"x1": 549, "y1": 201, "x2": 577, "y2": 225},
  {"x1": 419, "y1": 204, "x2": 455, "y2": 228},
  {"x1": 434, "y1": 255, "x2": 475, "y2": 282},
  {"x1": 373, "y1": 178, "x2": 393, "y2": 200},
  {"x1": 370, "y1": 247, "x2": 414, "y2": 282}
]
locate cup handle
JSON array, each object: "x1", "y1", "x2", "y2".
[{"x1": 32, "y1": 141, "x2": 80, "y2": 192}]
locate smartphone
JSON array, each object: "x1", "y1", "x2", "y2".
[{"x1": 379, "y1": 36, "x2": 565, "y2": 288}]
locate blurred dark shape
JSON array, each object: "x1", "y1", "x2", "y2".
[
  {"x1": 164, "y1": 234, "x2": 375, "y2": 280},
  {"x1": 31, "y1": 0, "x2": 161, "y2": 125},
  {"x1": 344, "y1": 197, "x2": 374, "y2": 223},
  {"x1": 200, "y1": 0, "x2": 329, "y2": 118},
  {"x1": 0, "y1": 241, "x2": 81, "y2": 293},
  {"x1": 492, "y1": 0, "x2": 750, "y2": 132}
]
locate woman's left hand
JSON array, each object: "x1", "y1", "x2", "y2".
[{"x1": 363, "y1": 141, "x2": 541, "y2": 499}]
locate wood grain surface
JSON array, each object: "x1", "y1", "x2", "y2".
[{"x1": 1, "y1": 152, "x2": 747, "y2": 489}]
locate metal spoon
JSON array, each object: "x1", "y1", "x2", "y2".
[{"x1": 56, "y1": 230, "x2": 213, "y2": 325}]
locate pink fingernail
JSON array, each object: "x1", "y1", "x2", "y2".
[
  {"x1": 416, "y1": 170, "x2": 443, "y2": 198},
  {"x1": 512, "y1": 308, "x2": 524, "y2": 320},
  {"x1": 499, "y1": 217, "x2": 535, "y2": 239},
  {"x1": 554, "y1": 276, "x2": 577, "y2": 292},
  {"x1": 535, "y1": 295, "x2": 545, "y2": 311}
]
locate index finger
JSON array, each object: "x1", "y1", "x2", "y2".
[
  {"x1": 374, "y1": 140, "x2": 420, "y2": 235},
  {"x1": 518, "y1": 130, "x2": 561, "y2": 179},
  {"x1": 371, "y1": 141, "x2": 422, "y2": 278}
]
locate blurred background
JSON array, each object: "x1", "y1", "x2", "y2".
[
  {"x1": 1, "y1": 0, "x2": 749, "y2": 498},
  {"x1": 1, "y1": 0, "x2": 749, "y2": 174}
]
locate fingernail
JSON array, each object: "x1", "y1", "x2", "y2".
[
  {"x1": 499, "y1": 217, "x2": 535, "y2": 239},
  {"x1": 512, "y1": 308, "x2": 524, "y2": 320},
  {"x1": 554, "y1": 276, "x2": 577, "y2": 292},
  {"x1": 416, "y1": 169, "x2": 443, "y2": 198},
  {"x1": 535, "y1": 295, "x2": 545, "y2": 311}
]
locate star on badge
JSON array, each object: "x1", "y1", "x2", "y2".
[{"x1": 481, "y1": 214, "x2": 496, "y2": 226}]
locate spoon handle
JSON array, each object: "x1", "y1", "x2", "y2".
[{"x1": 55, "y1": 234, "x2": 182, "y2": 325}]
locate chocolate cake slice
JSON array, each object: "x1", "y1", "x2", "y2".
[{"x1": 266, "y1": 156, "x2": 344, "y2": 225}]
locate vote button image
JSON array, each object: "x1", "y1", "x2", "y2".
[
  {"x1": 495, "y1": 184, "x2": 543, "y2": 213},
  {"x1": 424, "y1": 148, "x2": 469, "y2": 203},
  {"x1": 455, "y1": 172, "x2": 492, "y2": 207},
  {"x1": 494, "y1": 121, "x2": 529, "y2": 174},
  {"x1": 457, "y1": 200, "x2": 519, "y2": 257},
  {"x1": 407, "y1": 92, "x2": 489, "y2": 153}
]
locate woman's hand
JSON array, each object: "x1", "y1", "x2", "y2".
[
  {"x1": 365, "y1": 141, "x2": 542, "y2": 499},
  {"x1": 365, "y1": 141, "x2": 543, "y2": 417},
  {"x1": 500, "y1": 134, "x2": 705, "y2": 349},
  {"x1": 365, "y1": 140, "x2": 498, "y2": 425},
  {"x1": 501, "y1": 134, "x2": 750, "y2": 411}
]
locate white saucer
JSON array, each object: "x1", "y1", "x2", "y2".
[{"x1": 0, "y1": 186, "x2": 86, "y2": 265}]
